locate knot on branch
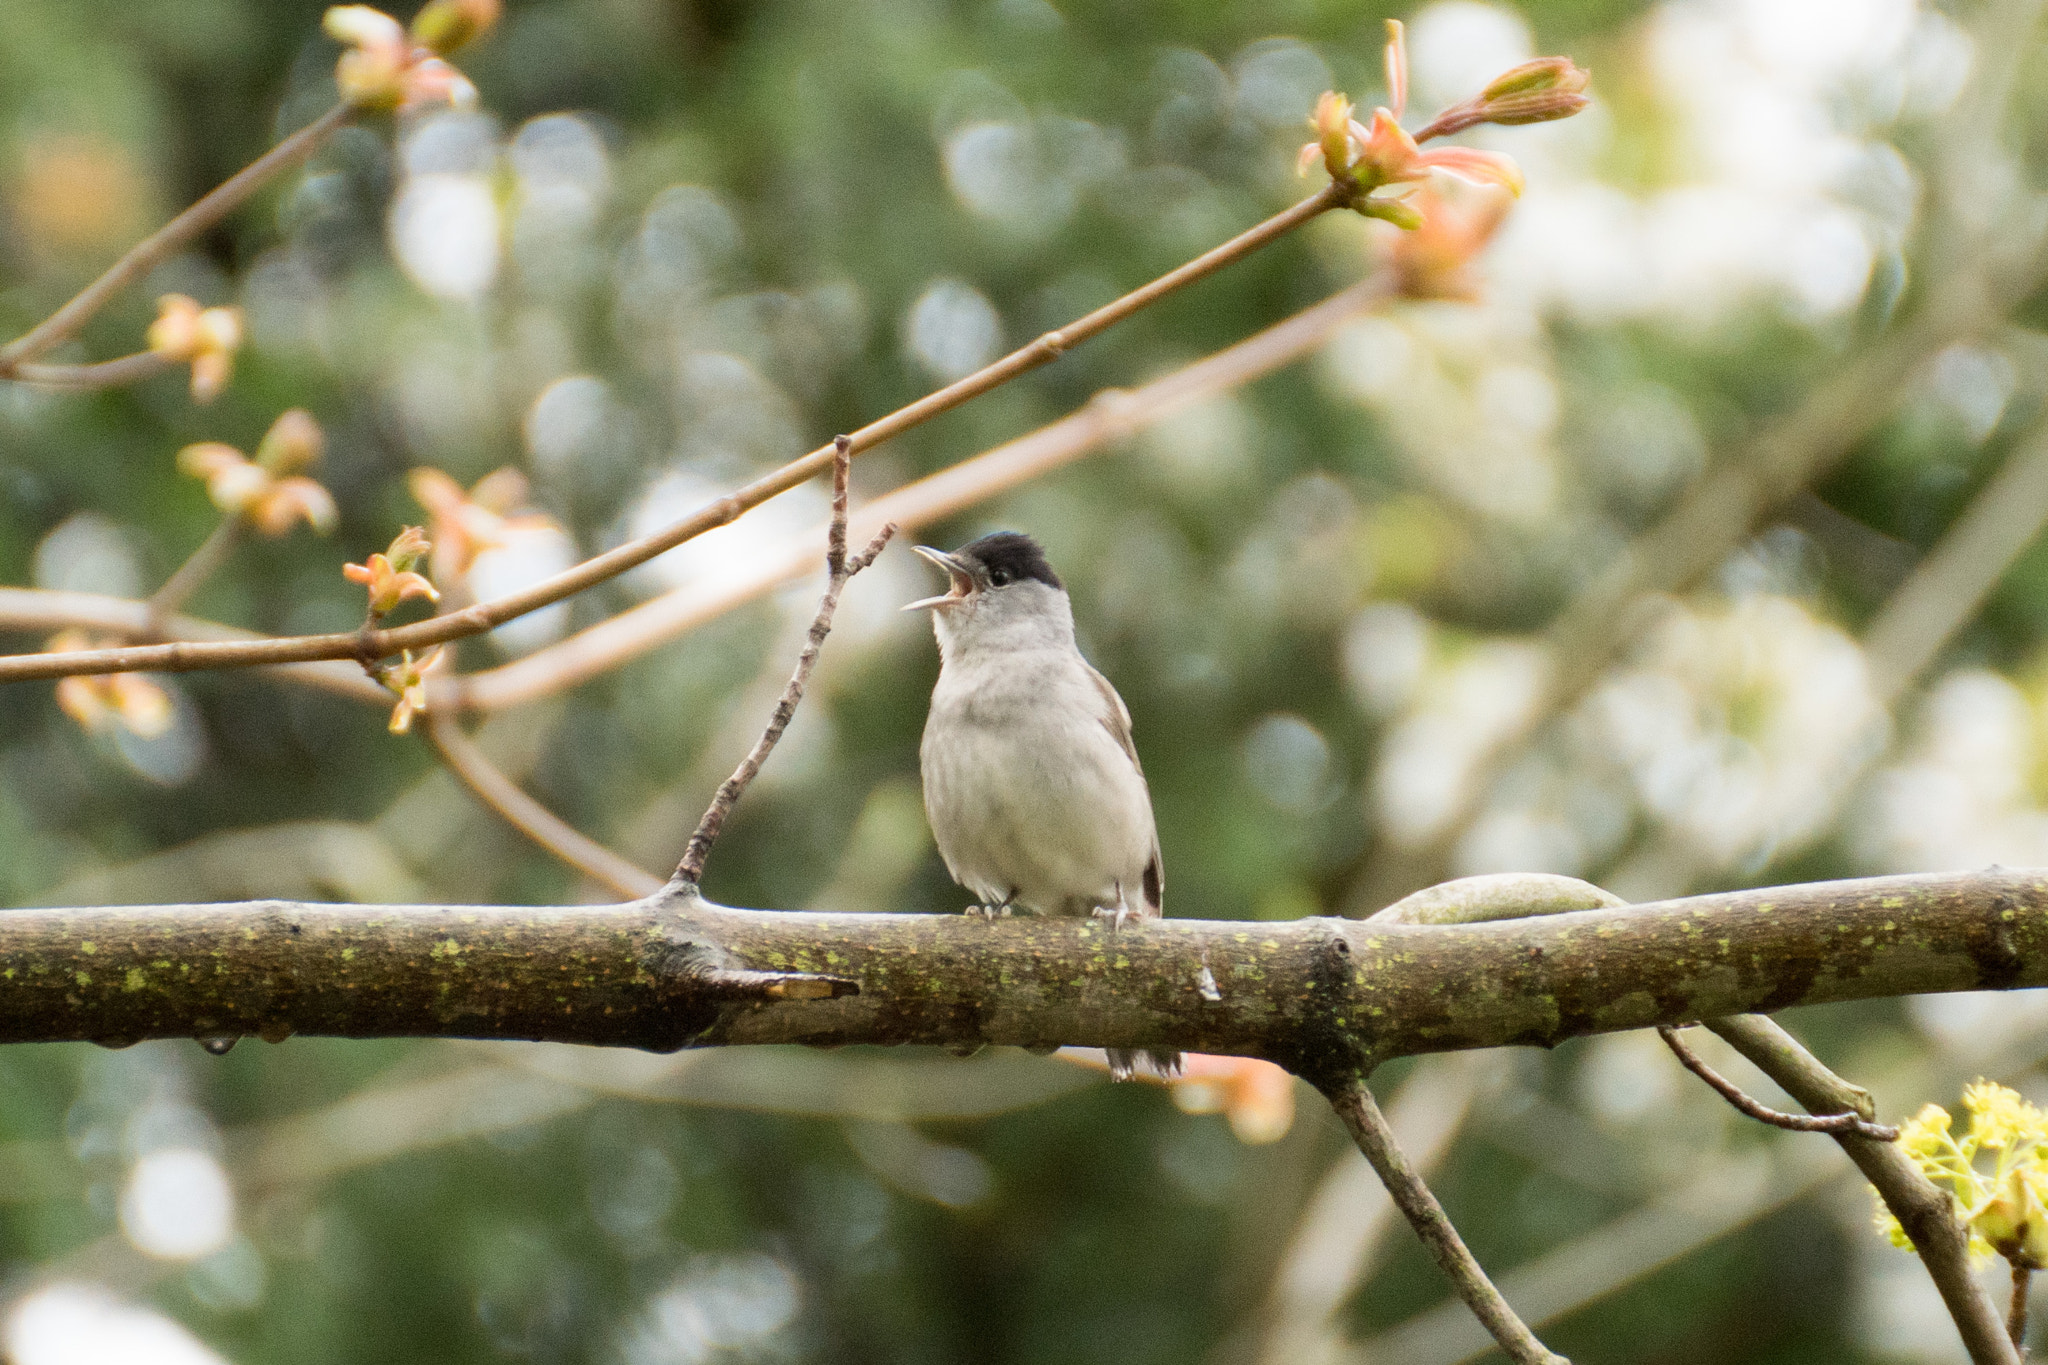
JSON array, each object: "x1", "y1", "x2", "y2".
[
  {"x1": 1272, "y1": 916, "x2": 1372, "y2": 1089},
  {"x1": 645, "y1": 893, "x2": 859, "y2": 1050}
]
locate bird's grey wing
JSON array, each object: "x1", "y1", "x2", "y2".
[
  {"x1": 1084, "y1": 662, "x2": 1163, "y2": 913},
  {"x1": 1083, "y1": 661, "x2": 1141, "y2": 771}
]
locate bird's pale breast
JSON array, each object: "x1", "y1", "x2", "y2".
[{"x1": 921, "y1": 648, "x2": 1155, "y2": 916}]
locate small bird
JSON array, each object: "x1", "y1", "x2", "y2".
[{"x1": 906, "y1": 531, "x2": 1179, "y2": 1081}]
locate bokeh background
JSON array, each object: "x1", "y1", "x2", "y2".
[{"x1": 0, "y1": 0, "x2": 2044, "y2": 1360}]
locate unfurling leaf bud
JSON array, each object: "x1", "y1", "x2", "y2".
[
  {"x1": 385, "y1": 525, "x2": 432, "y2": 574},
  {"x1": 410, "y1": 0, "x2": 501, "y2": 55},
  {"x1": 1481, "y1": 56, "x2": 1591, "y2": 103},
  {"x1": 254, "y1": 409, "x2": 324, "y2": 475}
]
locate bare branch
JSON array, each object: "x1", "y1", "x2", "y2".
[
  {"x1": 7, "y1": 351, "x2": 175, "y2": 389},
  {"x1": 1657, "y1": 1024, "x2": 1897, "y2": 1139},
  {"x1": 1325, "y1": 1081, "x2": 1567, "y2": 1365},
  {"x1": 0, "y1": 587, "x2": 387, "y2": 702},
  {"x1": 0, "y1": 103, "x2": 355, "y2": 371},
  {"x1": 677, "y1": 436, "x2": 896, "y2": 885},
  {"x1": 9, "y1": 869, "x2": 2048, "y2": 1065},
  {"x1": 424, "y1": 714, "x2": 662, "y2": 899},
  {"x1": 1706, "y1": 1013, "x2": 2020, "y2": 1365},
  {"x1": 0, "y1": 185, "x2": 1347, "y2": 687}
]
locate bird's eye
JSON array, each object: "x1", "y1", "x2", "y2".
[{"x1": 988, "y1": 568, "x2": 1010, "y2": 587}]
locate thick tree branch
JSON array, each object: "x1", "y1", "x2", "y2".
[{"x1": 10, "y1": 869, "x2": 2048, "y2": 1069}]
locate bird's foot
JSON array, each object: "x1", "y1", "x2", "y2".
[
  {"x1": 966, "y1": 903, "x2": 1011, "y2": 921},
  {"x1": 1091, "y1": 905, "x2": 1131, "y2": 932}
]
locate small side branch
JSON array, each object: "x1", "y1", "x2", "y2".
[
  {"x1": 1326, "y1": 1080, "x2": 1569, "y2": 1365},
  {"x1": 675, "y1": 436, "x2": 896, "y2": 885},
  {"x1": 1658, "y1": 1024, "x2": 1898, "y2": 1139},
  {"x1": 1706, "y1": 1014, "x2": 2020, "y2": 1365}
]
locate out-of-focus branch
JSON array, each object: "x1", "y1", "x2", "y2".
[
  {"x1": 1348, "y1": 245, "x2": 2048, "y2": 913},
  {"x1": 1707, "y1": 1014, "x2": 2020, "y2": 1365},
  {"x1": 146, "y1": 515, "x2": 244, "y2": 627},
  {"x1": 423, "y1": 713, "x2": 662, "y2": 899},
  {"x1": 0, "y1": 184, "x2": 1352, "y2": 686},
  {"x1": 1326, "y1": 1082, "x2": 1566, "y2": 1364},
  {"x1": 1345, "y1": 0, "x2": 2048, "y2": 915},
  {"x1": 1861, "y1": 418, "x2": 2048, "y2": 702},
  {"x1": 0, "y1": 102, "x2": 355, "y2": 372},
  {"x1": 0, "y1": 586, "x2": 386, "y2": 703},
  {"x1": 6, "y1": 351, "x2": 175, "y2": 389},
  {"x1": 677, "y1": 438, "x2": 895, "y2": 884},
  {"x1": 448, "y1": 274, "x2": 1396, "y2": 713},
  {"x1": 1601, "y1": 409, "x2": 2048, "y2": 901}
]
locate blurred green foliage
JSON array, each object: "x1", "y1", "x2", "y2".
[{"x1": 2, "y1": 0, "x2": 2046, "y2": 1360}]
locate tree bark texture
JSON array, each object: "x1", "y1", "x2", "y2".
[{"x1": 7, "y1": 868, "x2": 2043, "y2": 1086}]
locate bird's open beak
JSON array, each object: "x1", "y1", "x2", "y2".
[{"x1": 903, "y1": 546, "x2": 974, "y2": 611}]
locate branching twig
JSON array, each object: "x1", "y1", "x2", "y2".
[
  {"x1": 1325, "y1": 1080, "x2": 1568, "y2": 1365},
  {"x1": 1657, "y1": 1025, "x2": 1898, "y2": 1139},
  {"x1": 146, "y1": 515, "x2": 245, "y2": 629},
  {"x1": 1706, "y1": 1014, "x2": 2020, "y2": 1365},
  {"x1": 424, "y1": 713, "x2": 663, "y2": 899},
  {"x1": 675, "y1": 437, "x2": 896, "y2": 886},
  {"x1": 0, "y1": 185, "x2": 1347, "y2": 687},
  {"x1": 0, "y1": 102, "x2": 355, "y2": 372}
]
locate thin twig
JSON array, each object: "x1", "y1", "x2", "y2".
[
  {"x1": 1707, "y1": 1014, "x2": 2020, "y2": 1365},
  {"x1": 0, "y1": 185, "x2": 1345, "y2": 687},
  {"x1": 1657, "y1": 1025, "x2": 1898, "y2": 1139},
  {"x1": 7, "y1": 351, "x2": 175, "y2": 389},
  {"x1": 0, "y1": 103, "x2": 355, "y2": 370},
  {"x1": 1325, "y1": 1079, "x2": 1569, "y2": 1365},
  {"x1": 424, "y1": 714, "x2": 662, "y2": 899},
  {"x1": 146, "y1": 515, "x2": 244, "y2": 629},
  {"x1": 675, "y1": 437, "x2": 896, "y2": 885},
  {"x1": 2013, "y1": 1264, "x2": 2031, "y2": 1353}
]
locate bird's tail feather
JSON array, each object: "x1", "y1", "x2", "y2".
[{"x1": 1107, "y1": 1048, "x2": 1183, "y2": 1082}]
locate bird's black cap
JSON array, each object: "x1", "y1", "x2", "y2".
[{"x1": 956, "y1": 531, "x2": 1062, "y2": 590}]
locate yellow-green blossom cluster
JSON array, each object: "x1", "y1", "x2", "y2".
[{"x1": 1876, "y1": 1080, "x2": 2048, "y2": 1267}]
